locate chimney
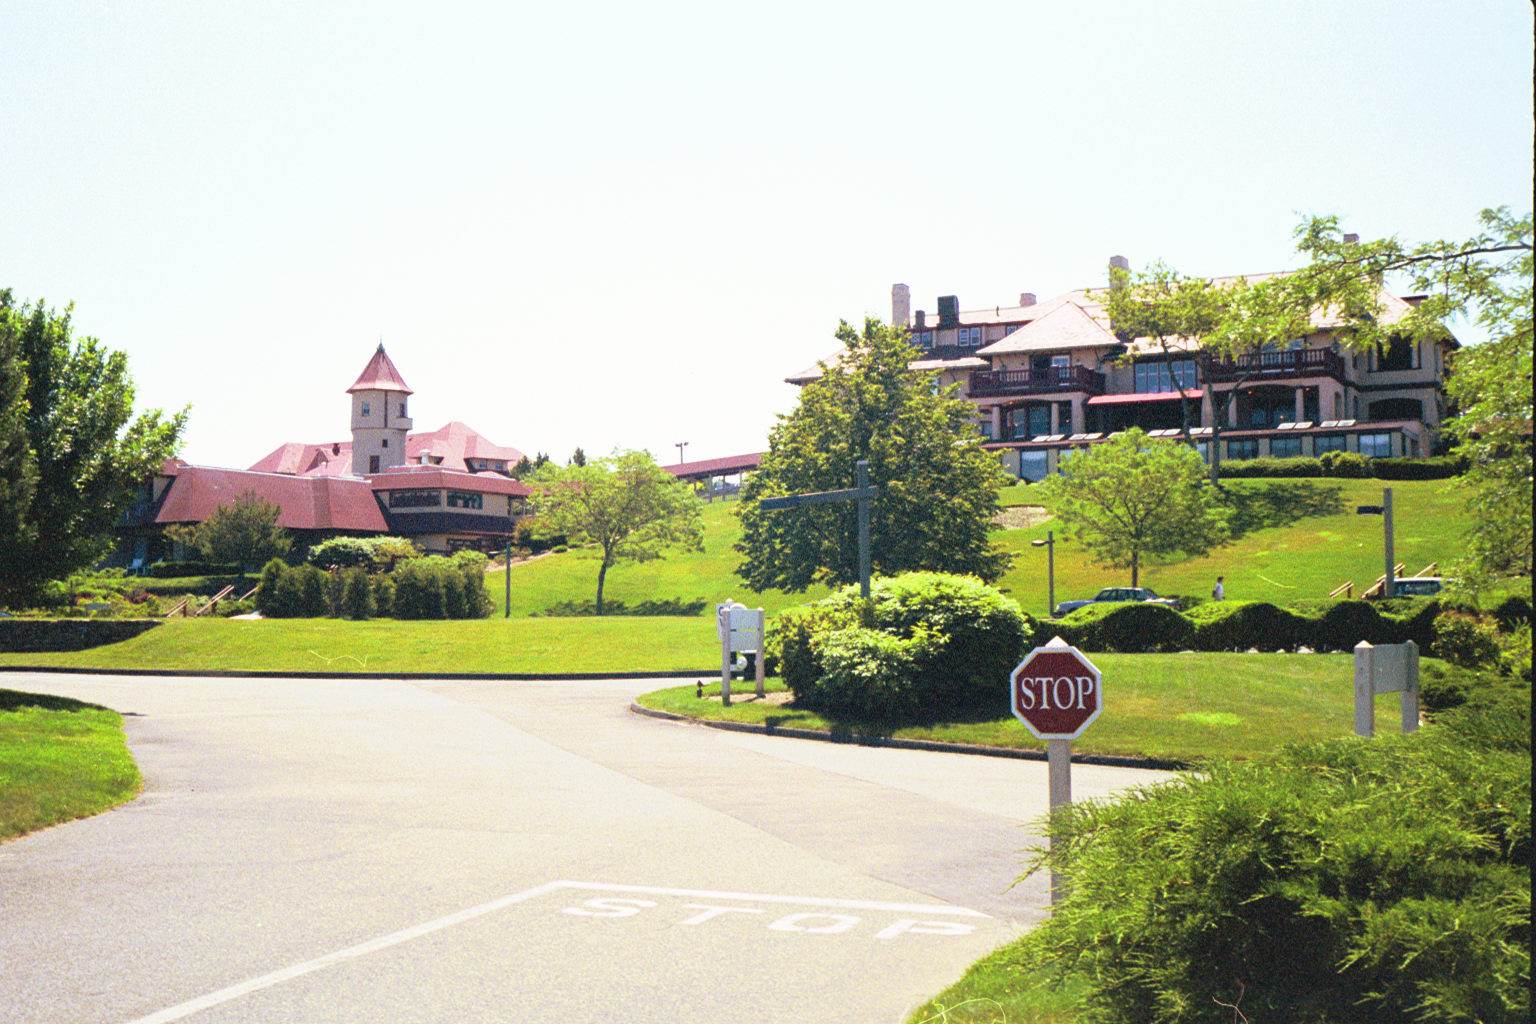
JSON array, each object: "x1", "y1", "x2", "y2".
[
  {"x1": 1109, "y1": 254, "x2": 1130, "y2": 290},
  {"x1": 937, "y1": 295, "x2": 960, "y2": 327},
  {"x1": 915, "y1": 310, "x2": 926, "y2": 329},
  {"x1": 1019, "y1": 292, "x2": 1037, "y2": 307},
  {"x1": 891, "y1": 283, "x2": 911, "y2": 328}
]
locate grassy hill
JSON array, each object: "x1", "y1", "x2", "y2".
[{"x1": 495, "y1": 477, "x2": 1473, "y2": 620}]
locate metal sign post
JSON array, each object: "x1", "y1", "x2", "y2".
[{"x1": 757, "y1": 460, "x2": 879, "y2": 599}]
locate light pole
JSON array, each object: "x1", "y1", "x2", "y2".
[
  {"x1": 1355, "y1": 487, "x2": 1395, "y2": 598},
  {"x1": 1032, "y1": 530, "x2": 1056, "y2": 617},
  {"x1": 675, "y1": 441, "x2": 688, "y2": 466}
]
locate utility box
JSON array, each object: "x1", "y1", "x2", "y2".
[{"x1": 716, "y1": 601, "x2": 765, "y2": 705}]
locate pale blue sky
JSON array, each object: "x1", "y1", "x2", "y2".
[{"x1": 3, "y1": 0, "x2": 1531, "y2": 469}]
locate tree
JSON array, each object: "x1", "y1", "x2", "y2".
[
  {"x1": 1038, "y1": 430, "x2": 1230, "y2": 587},
  {"x1": 1104, "y1": 262, "x2": 1315, "y2": 484},
  {"x1": 527, "y1": 449, "x2": 703, "y2": 613},
  {"x1": 1283, "y1": 208, "x2": 1532, "y2": 584},
  {"x1": 569, "y1": 447, "x2": 587, "y2": 467},
  {"x1": 0, "y1": 291, "x2": 187, "y2": 605},
  {"x1": 168, "y1": 490, "x2": 291, "y2": 572},
  {"x1": 737, "y1": 318, "x2": 1010, "y2": 593}
]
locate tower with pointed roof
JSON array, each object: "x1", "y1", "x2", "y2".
[{"x1": 348, "y1": 344, "x2": 414, "y2": 476}]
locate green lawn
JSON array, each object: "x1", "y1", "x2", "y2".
[
  {"x1": 1, "y1": 690, "x2": 141, "y2": 841},
  {"x1": 637, "y1": 653, "x2": 1407, "y2": 763}
]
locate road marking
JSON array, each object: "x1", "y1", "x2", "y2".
[
  {"x1": 120, "y1": 882, "x2": 566, "y2": 1024},
  {"x1": 120, "y1": 881, "x2": 986, "y2": 1024}
]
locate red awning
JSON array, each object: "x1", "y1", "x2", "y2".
[{"x1": 1086, "y1": 390, "x2": 1204, "y2": 406}]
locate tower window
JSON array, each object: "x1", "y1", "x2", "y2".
[
  {"x1": 381, "y1": 439, "x2": 389, "y2": 448},
  {"x1": 361, "y1": 401, "x2": 371, "y2": 416}
]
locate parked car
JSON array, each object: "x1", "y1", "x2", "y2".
[{"x1": 1053, "y1": 587, "x2": 1180, "y2": 617}]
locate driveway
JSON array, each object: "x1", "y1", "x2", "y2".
[{"x1": 0, "y1": 672, "x2": 1171, "y2": 1023}]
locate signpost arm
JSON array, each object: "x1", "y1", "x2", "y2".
[{"x1": 1046, "y1": 738, "x2": 1072, "y2": 906}]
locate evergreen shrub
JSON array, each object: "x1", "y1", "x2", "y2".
[
  {"x1": 1051, "y1": 602, "x2": 1194, "y2": 653},
  {"x1": 1319, "y1": 451, "x2": 1369, "y2": 477},
  {"x1": 1369, "y1": 454, "x2": 1467, "y2": 479},
  {"x1": 1215, "y1": 456, "x2": 1323, "y2": 478},
  {"x1": 1188, "y1": 601, "x2": 1311, "y2": 652}
]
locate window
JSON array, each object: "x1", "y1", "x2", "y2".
[
  {"x1": 978, "y1": 421, "x2": 994, "y2": 440},
  {"x1": 388, "y1": 489, "x2": 441, "y2": 508},
  {"x1": 920, "y1": 331, "x2": 934, "y2": 348},
  {"x1": 368, "y1": 455, "x2": 380, "y2": 473},
  {"x1": 1375, "y1": 337, "x2": 1417, "y2": 372},
  {"x1": 399, "y1": 402, "x2": 407, "y2": 416},
  {"x1": 361, "y1": 401, "x2": 371, "y2": 417},
  {"x1": 1227, "y1": 439, "x2": 1259, "y2": 461},
  {"x1": 1133, "y1": 359, "x2": 1197, "y2": 393},
  {"x1": 1050, "y1": 355, "x2": 1070, "y2": 368},
  {"x1": 381, "y1": 438, "x2": 388, "y2": 448},
  {"x1": 1019, "y1": 451, "x2": 1049, "y2": 483},
  {"x1": 961, "y1": 326, "x2": 982, "y2": 347},
  {"x1": 447, "y1": 491, "x2": 484, "y2": 510},
  {"x1": 1269, "y1": 436, "x2": 1303, "y2": 458},
  {"x1": 1359, "y1": 433, "x2": 1394, "y2": 458},
  {"x1": 1195, "y1": 442, "x2": 1211, "y2": 463},
  {"x1": 1313, "y1": 434, "x2": 1348, "y2": 454}
]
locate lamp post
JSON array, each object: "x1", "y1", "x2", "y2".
[
  {"x1": 675, "y1": 441, "x2": 688, "y2": 466},
  {"x1": 1031, "y1": 530, "x2": 1056, "y2": 617},
  {"x1": 1355, "y1": 487, "x2": 1395, "y2": 598},
  {"x1": 501, "y1": 541, "x2": 514, "y2": 617}
]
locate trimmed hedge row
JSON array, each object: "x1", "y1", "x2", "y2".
[
  {"x1": 1215, "y1": 453, "x2": 1466, "y2": 480},
  {"x1": 256, "y1": 552, "x2": 493, "y2": 620},
  {"x1": 145, "y1": 561, "x2": 242, "y2": 578},
  {"x1": 1047, "y1": 597, "x2": 1456, "y2": 654}
]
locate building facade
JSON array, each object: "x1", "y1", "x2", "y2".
[
  {"x1": 791, "y1": 266, "x2": 1454, "y2": 481},
  {"x1": 115, "y1": 347, "x2": 531, "y2": 565}
]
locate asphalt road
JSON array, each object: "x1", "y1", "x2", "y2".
[{"x1": 0, "y1": 673, "x2": 1172, "y2": 1023}]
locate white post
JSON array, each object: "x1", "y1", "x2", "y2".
[
  {"x1": 753, "y1": 609, "x2": 766, "y2": 699},
  {"x1": 1047, "y1": 738, "x2": 1072, "y2": 906},
  {"x1": 1402, "y1": 638, "x2": 1420, "y2": 734},
  {"x1": 718, "y1": 605, "x2": 733, "y2": 707},
  {"x1": 1354, "y1": 641, "x2": 1376, "y2": 737}
]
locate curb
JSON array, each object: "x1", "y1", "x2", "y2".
[
  {"x1": 628, "y1": 702, "x2": 1189, "y2": 771},
  {"x1": 0, "y1": 665, "x2": 711, "y2": 682}
]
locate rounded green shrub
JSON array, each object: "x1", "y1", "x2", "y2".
[
  {"x1": 1052, "y1": 602, "x2": 1195, "y2": 653},
  {"x1": 1434, "y1": 610, "x2": 1503, "y2": 669},
  {"x1": 1191, "y1": 601, "x2": 1311, "y2": 652}
]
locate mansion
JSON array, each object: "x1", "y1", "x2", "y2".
[
  {"x1": 115, "y1": 346, "x2": 531, "y2": 565},
  {"x1": 790, "y1": 261, "x2": 1453, "y2": 481}
]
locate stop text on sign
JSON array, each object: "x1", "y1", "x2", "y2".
[{"x1": 1013, "y1": 674, "x2": 1096, "y2": 711}]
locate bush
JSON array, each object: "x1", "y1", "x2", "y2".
[
  {"x1": 1434, "y1": 611, "x2": 1504, "y2": 670},
  {"x1": 1370, "y1": 454, "x2": 1467, "y2": 480},
  {"x1": 1498, "y1": 624, "x2": 1531, "y2": 682},
  {"x1": 1299, "y1": 598, "x2": 1390, "y2": 652},
  {"x1": 1490, "y1": 594, "x2": 1533, "y2": 633},
  {"x1": 295, "y1": 564, "x2": 329, "y2": 617},
  {"x1": 146, "y1": 561, "x2": 242, "y2": 579},
  {"x1": 768, "y1": 572, "x2": 1032, "y2": 721},
  {"x1": 1051, "y1": 602, "x2": 1195, "y2": 653},
  {"x1": 1019, "y1": 694, "x2": 1531, "y2": 1024},
  {"x1": 388, "y1": 555, "x2": 491, "y2": 620},
  {"x1": 1188, "y1": 601, "x2": 1312, "y2": 652},
  {"x1": 307, "y1": 537, "x2": 376, "y2": 570},
  {"x1": 1320, "y1": 450, "x2": 1369, "y2": 477},
  {"x1": 372, "y1": 575, "x2": 395, "y2": 618},
  {"x1": 1216, "y1": 455, "x2": 1324, "y2": 478},
  {"x1": 340, "y1": 568, "x2": 373, "y2": 619},
  {"x1": 255, "y1": 559, "x2": 288, "y2": 617},
  {"x1": 536, "y1": 598, "x2": 707, "y2": 617}
]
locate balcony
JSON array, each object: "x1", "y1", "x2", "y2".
[
  {"x1": 1205, "y1": 348, "x2": 1346, "y2": 383},
  {"x1": 968, "y1": 365, "x2": 1105, "y2": 398}
]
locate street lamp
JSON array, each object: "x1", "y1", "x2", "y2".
[
  {"x1": 675, "y1": 441, "x2": 689, "y2": 466},
  {"x1": 1031, "y1": 530, "x2": 1056, "y2": 617},
  {"x1": 1356, "y1": 487, "x2": 1395, "y2": 598}
]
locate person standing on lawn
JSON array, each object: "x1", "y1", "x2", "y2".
[{"x1": 1212, "y1": 576, "x2": 1225, "y2": 601}]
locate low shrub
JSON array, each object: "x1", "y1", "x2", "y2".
[
  {"x1": 1216, "y1": 455, "x2": 1324, "y2": 478},
  {"x1": 1490, "y1": 594, "x2": 1533, "y2": 633},
  {"x1": 340, "y1": 568, "x2": 373, "y2": 619},
  {"x1": 768, "y1": 572, "x2": 1032, "y2": 721},
  {"x1": 1189, "y1": 601, "x2": 1312, "y2": 652},
  {"x1": 1319, "y1": 450, "x2": 1369, "y2": 477},
  {"x1": 1369, "y1": 454, "x2": 1467, "y2": 480},
  {"x1": 1019, "y1": 692, "x2": 1531, "y2": 1024},
  {"x1": 145, "y1": 561, "x2": 241, "y2": 579},
  {"x1": 307, "y1": 537, "x2": 376, "y2": 570},
  {"x1": 1434, "y1": 610, "x2": 1504, "y2": 670},
  {"x1": 1052, "y1": 602, "x2": 1195, "y2": 653}
]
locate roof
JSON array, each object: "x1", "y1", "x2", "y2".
[
  {"x1": 250, "y1": 421, "x2": 525, "y2": 478},
  {"x1": 347, "y1": 344, "x2": 414, "y2": 395},
  {"x1": 1086, "y1": 390, "x2": 1205, "y2": 406},
  {"x1": 976, "y1": 302, "x2": 1120, "y2": 356},
  {"x1": 664, "y1": 452, "x2": 763, "y2": 480},
  {"x1": 152, "y1": 462, "x2": 388, "y2": 532},
  {"x1": 369, "y1": 466, "x2": 531, "y2": 496}
]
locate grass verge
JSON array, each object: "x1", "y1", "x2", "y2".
[
  {"x1": 1, "y1": 689, "x2": 141, "y2": 841},
  {"x1": 637, "y1": 653, "x2": 1408, "y2": 764}
]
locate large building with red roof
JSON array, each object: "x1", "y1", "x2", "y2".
[
  {"x1": 790, "y1": 263, "x2": 1455, "y2": 481},
  {"x1": 115, "y1": 346, "x2": 532, "y2": 566}
]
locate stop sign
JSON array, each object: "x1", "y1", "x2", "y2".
[{"x1": 1010, "y1": 637, "x2": 1102, "y2": 739}]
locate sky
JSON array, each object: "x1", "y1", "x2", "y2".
[{"x1": 3, "y1": 0, "x2": 1531, "y2": 470}]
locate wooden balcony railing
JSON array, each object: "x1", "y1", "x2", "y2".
[
  {"x1": 968, "y1": 365, "x2": 1106, "y2": 398},
  {"x1": 1205, "y1": 348, "x2": 1346, "y2": 383}
]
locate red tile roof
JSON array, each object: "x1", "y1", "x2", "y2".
[
  {"x1": 249, "y1": 422, "x2": 525, "y2": 478},
  {"x1": 368, "y1": 466, "x2": 531, "y2": 496},
  {"x1": 153, "y1": 464, "x2": 388, "y2": 532},
  {"x1": 663, "y1": 452, "x2": 763, "y2": 478},
  {"x1": 347, "y1": 344, "x2": 414, "y2": 395}
]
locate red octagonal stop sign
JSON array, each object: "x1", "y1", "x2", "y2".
[{"x1": 1010, "y1": 638, "x2": 1102, "y2": 740}]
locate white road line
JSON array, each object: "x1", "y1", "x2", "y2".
[
  {"x1": 119, "y1": 881, "x2": 988, "y2": 1023},
  {"x1": 120, "y1": 881, "x2": 566, "y2": 1024},
  {"x1": 554, "y1": 881, "x2": 992, "y2": 917}
]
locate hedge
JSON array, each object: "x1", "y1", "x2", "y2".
[
  {"x1": 146, "y1": 561, "x2": 241, "y2": 578},
  {"x1": 1214, "y1": 453, "x2": 1467, "y2": 481}
]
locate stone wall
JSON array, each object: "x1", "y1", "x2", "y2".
[{"x1": 0, "y1": 618, "x2": 161, "y2": 653}]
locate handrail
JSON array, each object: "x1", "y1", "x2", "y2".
[
  {"x1": 240, "y1": 586, "x2": 259, "y2": 601},
  {"x1": 164, "y1": 598, "x2": 189, "y2": 618},
  {"x1": 1362, "y1": 565, "x2": 1409, "y2": 598},
  {"x1": 1416, "y1": 562, "x2": 1438, "y2": 577},
  {"x1": 1328, "y1": 581, "x2": 1353, "y2": 599},
  {"x1": 193, "y1": 585, "x2": 237, "y2": 617}
]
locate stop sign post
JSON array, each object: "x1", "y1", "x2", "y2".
[{"x1": 1010, "y1": 636, "x2": 1102, "y2": 907}]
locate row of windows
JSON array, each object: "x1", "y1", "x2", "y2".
[
  {"x1": 916, "y1": 326, "x2": 986, "y2": 349},
  {"x1": 359, "y1": 401, "x2": 409, "y2": 418},
  {"x1": 1133, "y1": 360, "x2": 1198, "y2": 394},
  {"x1": 1016, "y1": 433, "x2": 1397, "y2": 481},
  {"x1": 447, "y1": 491, "x2": 483, "y2": 510},
  {"x1": 387, "y1": 489, "x2": 491, "y2": 510}
]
